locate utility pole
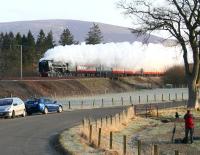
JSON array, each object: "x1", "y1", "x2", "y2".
[{"x1": 20, "y1": 45, "x2": 23, "y2": 80}]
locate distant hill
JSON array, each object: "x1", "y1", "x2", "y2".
[{"x1": 0, "y1": 19, "x2": 165, "y2": 44}]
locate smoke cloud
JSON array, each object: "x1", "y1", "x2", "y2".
[{"x1": 41, "y1": 42, "x2": 192, "y2": 72}]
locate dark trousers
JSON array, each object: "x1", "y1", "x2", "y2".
[{"x1": 185, "y1": 128, "x2": 194, "y2": 143}]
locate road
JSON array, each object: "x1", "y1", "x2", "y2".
[{"x1": 0, "y1": 106, "x2": 125, "y2": 155}]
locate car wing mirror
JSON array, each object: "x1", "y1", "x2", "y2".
[
  {"x1": 13, "y1": 103, "x2": 17, "y2": 106},
  {"x1": 54, "y1": 101, "x2": 57, "y2": 104}
]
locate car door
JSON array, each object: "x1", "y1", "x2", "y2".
[
  {"x1": 47, "y1": 99, "x2": 57, "y2": 111},
  {"x1": 12, "y1": 99, "x2": 20, "y2": 116},
  {"x1": 44, "y1": 99, "x2": 53, "y2": 111},
  {"x1": 51, "y1": 100, "x2": 58, "y2": 111},
  {"x1": 17, "y1": 98, "x2": 25, "y2": 115}
]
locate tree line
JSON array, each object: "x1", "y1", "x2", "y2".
[{"x1": 0, "y1": 23, "x2": 103, "y2": 77}]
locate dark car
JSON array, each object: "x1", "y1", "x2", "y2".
[{"x1": 25, "y1": 98, "x2": 63, "y2": 115}]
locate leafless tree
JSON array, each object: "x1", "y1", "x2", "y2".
[{"x1": 118, "y1": 0, "x2": 200, "y2": 108}]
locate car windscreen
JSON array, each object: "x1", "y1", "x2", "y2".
[
  {"x1": 25, "y1": 100, "x2": 36, "y2": 104},
  {"x1": 0, "y1": 99, "x2": 13, "y2": 106}
]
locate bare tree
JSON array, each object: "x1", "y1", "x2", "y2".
[{"x1": 118, "y1": 0, "x2": 200, "y2": 108}]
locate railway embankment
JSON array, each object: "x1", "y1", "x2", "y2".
[{"x1": 0, "y1": 77, "x2": 161, "y2": 99}]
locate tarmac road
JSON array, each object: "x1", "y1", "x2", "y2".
[{"x1": 0, "y1": 106, "x2": 126, "y2": 155}]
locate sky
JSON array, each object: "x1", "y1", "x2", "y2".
[{"x1": 0, "y1": 0, "x2": 132, "y2": 27}]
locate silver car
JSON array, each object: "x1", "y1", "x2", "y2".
[{"x1": 0, "y1": 97, "x2": 26, "y2": 118}]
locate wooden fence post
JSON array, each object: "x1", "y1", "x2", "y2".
[
  {"x1": 154, "y1": 94, "x2": 156, "y2": 102},
  {"x1": 100, "y1": 117, "x2": 103, "y2": 127},
  {"x1": 81, "y1": 100, "x2": 83, "y2": 109},
  {"x1": 139, "y1": 96, "x2": 141, "y2": 104},
  {"x1": 112, "y1": 98, "x2": 114, "y2": 105},
  {"x1": 110, "y1": 115, "x2": 112, "y2": 125},
  {"x1": 68, "y1": 101, "x2": 71, "y2": 109},
  {"x1": 175, "y1": 150, "x2": 179, "y2": 155},
  {"x1": 162, "y1": 94, "x2": 164, "y2": 101},
  {"x1": 102, "y1": 98, "x2": 104, "y2": 107},
  {"x1": 147, "y1": 95, "x2": 149, "y2": 103},
  {"x1": 138, "y1": 140, "x2": 141, "y2": 155},
  {"x1": 93, "y1": 100, "x2": 95, "y2": 107},
  {"x1": 154, "y1": 144, "x2": 158, "y2": 155},
  {"x1": 110, "y1": 131, "x2": 113, "y2": 149},
  {"x1": 98, "y1": 128, "x2": 101, "y2": 147},
  {"x1": 119, "y1": 113, "x2": 121, "y2": 123},
  {"x1": 182, "y1": 92, "x2": 184, "y2": 100},
  {"x1": 123, "y1": 135, "x2": 126, "y2": 155},
  {"x1": 82, "y1": 119, "x2": 85, "y2": 128},
  {"x1": 169, "y1": 93, "x2": 171, "y2": 101},
  {"x1": 95, "y1": 119, "x2": 98, "y2": 130},
  {"x1": 157, "y1": 106, "x2": 159, "y2": 117},
  {"x1": 106, "y1": 116, "x2": 108, "y2": 126},
  {"x1": 134, "y1": 106, "x2": 137, "y2": 115},
  {"x1": 89, "y1": 125, "x2": 92, "y2": 143},
  {"x1": 175, "y1": 93, "x2": 177, "y2": 100},
  {"x1": 130, "y1": 96, "x2": 132, "y2": 104},
  {"x1": 121, "y1": 97, "x2": 124, "y2": 106},
  {"x1": 146, "y1": 106, "x2": 148, "y2": 118},
  {"x1": 88, "y1": 118, "x2": 91, "y2": 127}
]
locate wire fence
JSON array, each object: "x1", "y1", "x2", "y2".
[{"x1": 55, "y1": 89, "x2": 188, "y2": 111}]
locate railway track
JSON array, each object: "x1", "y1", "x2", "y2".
[{"x1": 0, "y1": 76, "x2": 99, "y2": 81}]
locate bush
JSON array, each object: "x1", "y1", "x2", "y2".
[{"x1": 162, "y1": 65, "x2": 187, "y2": 87}]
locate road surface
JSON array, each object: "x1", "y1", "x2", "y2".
[{"x1": 0, "y1": 106, "x2": 125, "y2": 155}]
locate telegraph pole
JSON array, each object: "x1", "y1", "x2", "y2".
[{"x1": 20, "y1": 45, "x2": 23, "y2": 80}]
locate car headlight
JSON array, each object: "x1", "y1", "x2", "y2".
[{"x1": 5, "y1": 107, "x2": 11, "y2": 112}]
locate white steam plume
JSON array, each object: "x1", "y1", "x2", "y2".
[{"x1": 40, "y1": 42, "x2": 192, "y2": 72}]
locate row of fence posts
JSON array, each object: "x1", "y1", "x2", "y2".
[
  {"x1": 66, "y1": 92, "x2": 185, "y2": 109},
  {"x1": 82, "y1": 108, "x2": 132, "y2": 155},
  {"x1": 81, "y1": 106, "x2": 181, "y2": 155}
]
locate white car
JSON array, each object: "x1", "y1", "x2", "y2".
[{"x1": 0, "y1": 97, "x2": 26, "y2": 118}]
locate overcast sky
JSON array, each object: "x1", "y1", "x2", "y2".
[{"x1": 0, "y1": 0, "x2": 132, "y2": 27}]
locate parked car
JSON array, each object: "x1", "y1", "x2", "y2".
[
  {"x1": 0, "y1": 97, "x2": 26, "y2": 118},
  {"x1": 25, "y1": 98, "x2": 63, "y2": 115}
]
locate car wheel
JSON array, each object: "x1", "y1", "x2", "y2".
[
  {"x1": 22, "y1": 110, "x2": 26, "y2": 117},
  {"x1": 12, "y1": 111, "x2": 15, "y2": 118},
  {"x1": 43, "y1": 107, "x2": 48, "y2": 114},
  {"x1": 57, "y1": 106, "x2": 63, "y2": 113}
]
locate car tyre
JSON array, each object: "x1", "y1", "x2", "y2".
[
  {"x1": 12, "y1": 110, "x2": 15, "y2": 119},
  {"x1": 22, "y1": 110, "x2": 26, "y2": 117},
  {"x1": 43, "y1": 107, "x2": 48, "y2": 114},
  {"x1": 57, "y1": 106, "x2": 63, "y2": 113}
]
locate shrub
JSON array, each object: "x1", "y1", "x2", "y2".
[{"x1": 162, "y1": 65, "x2": 187, "y2": 87}]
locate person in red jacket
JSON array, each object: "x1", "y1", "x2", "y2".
[{"x1": 184, "y1": 110, "x2": 194, "y2": 143}]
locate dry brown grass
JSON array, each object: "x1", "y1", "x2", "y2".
[
  {"x1": 79, "y1": 106, "x2": 136, "y2": 154},
  {"x1": 151, "y1": 106, "x2": 198, "y2": 119},
  {"x1": 79, "y1": 106, "x2": 200, "y2": 154}
]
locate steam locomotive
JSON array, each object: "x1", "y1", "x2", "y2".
[{"x1": 39, "y1": 60, "x2": 163, "y2": 77}]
